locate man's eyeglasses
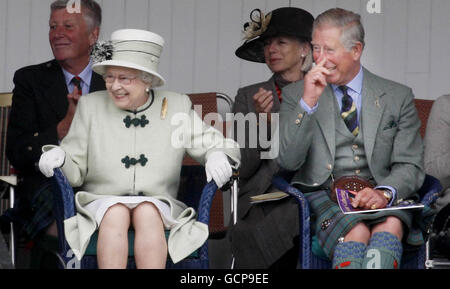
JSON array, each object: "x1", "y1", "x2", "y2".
[{"x1": 103, "y1": 74, "x2": 137, "y2": 85}]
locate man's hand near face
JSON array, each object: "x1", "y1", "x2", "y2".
[{"x1": 302, "y1": 57, "x2": 330, "y2": 108}]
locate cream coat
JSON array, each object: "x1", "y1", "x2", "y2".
[{"x1": 49, "y1": 90, "x2": 240, "y2": 263}]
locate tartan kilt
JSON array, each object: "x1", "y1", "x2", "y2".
[
  {"x1": 304, "y1": 190, "x2": 435, "y2": 259},
  {"x1": 23, "y1": 180, "x2": 55, "y2": 239},
  {"x1": 4, "y1": 179, "x2": 54, "y2": 240}
]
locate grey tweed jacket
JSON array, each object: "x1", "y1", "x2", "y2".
[
  {"x1": 424, "y1": 94, "x2": 450, "y2": 211},
  {"x1": 278, "y1": 67, "x2": 425, "y2": 199}
]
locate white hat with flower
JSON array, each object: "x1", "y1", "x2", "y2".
[{"x1": 92, "y1": 29, "x2": 166, "y2": 87}]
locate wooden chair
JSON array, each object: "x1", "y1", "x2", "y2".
[
  {"x1": 182, "y1": 92, "x2": 233, "y2": 235},
  {"x1": 0, "y1": 92, "x2": 17, "y2": 268},
  {"x1": 413, "y1": 98, "x2": 435, "y2": 138}
]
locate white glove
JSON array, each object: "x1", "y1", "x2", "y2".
[
  {"x1": 205, "y1": 151, "x2": 232, "y2": 188},
  {"x1": 38, "y1": 146, "x2": 66, "y2": 177}
]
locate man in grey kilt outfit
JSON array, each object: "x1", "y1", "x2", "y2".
[{"x1": 278, "y1": 8, "x2": 427, "y2": 269}]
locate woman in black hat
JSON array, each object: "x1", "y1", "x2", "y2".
[{"x1": 229, "y1": 7, "x2": 314, "y2": 269}]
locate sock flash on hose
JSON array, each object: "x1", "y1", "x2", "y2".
[
  {"x1": 332, "y1": 241, "x2": 366, "y2": 269},
  {"x1": 362, "y1": 231, "x2": 403, "y2": 269}
]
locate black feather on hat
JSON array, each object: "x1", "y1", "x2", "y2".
[{"x1": 235, "y1": 7, "x2": 314, "y2": 63}]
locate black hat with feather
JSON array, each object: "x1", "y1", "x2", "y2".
[{"x1": 235, "y1": 7, "x2": 314, "y2": 63}]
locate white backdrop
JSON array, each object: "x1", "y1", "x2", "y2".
[{"x1": 1, "y1": 0, "x2": 449, "y2": 109}]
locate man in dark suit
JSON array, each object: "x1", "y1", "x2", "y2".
[{"x1": 5, "y1": 0, "x2": 104, "y2": 268}]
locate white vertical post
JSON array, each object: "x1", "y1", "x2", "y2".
[{"x1": 9, "y1": 186, "x2": 15, "y2": 268}]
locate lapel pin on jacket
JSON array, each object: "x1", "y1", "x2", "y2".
[
  {"x1": 375, "y1": 97, "x2": 380, "y2": 108},
  {"x1": 161, "y1": 97, "x2": 168, "y2": 119}
]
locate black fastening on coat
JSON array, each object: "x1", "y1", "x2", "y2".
[
  {"x1": 123, "y1": 115, "x2": 149, "y2": 128},
  {"x1": 121, "y1": 154, "x2": 148, "y2": 168}
]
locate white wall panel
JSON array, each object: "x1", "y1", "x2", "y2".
[
  {"x1": 266, "y1": 0, "x2": 290, "y2": 11},
  {"x1": 0, "y1": 0, "x2": 8, "y2": 90},
  {"x1": 312, "y1": 0, "x2": 337, "y2": 17},
  {"x1": 4, "y1": 0, "x2": 31, "y2": 93},
  {"x1": 216, "y1": 0, "x2": 243, "y2": 100},
  {"x1": 336, "y1": 0, "x2": 361, "y2": 13},
  {"x1": 29, "y1": 0, "x2": 53, "y2": 65},
  {"x1": 170, "y1": 0, "x2": 195, "y2": 93},
  {"x1": 381, "y1": 0, "x2": 408, "y2": 85},
  {"x1": 361, "y1": 2, "x2": 384, "y2": 75},
  {"x1": 192, "y1": 0, "x2": 219, "y2": 94},
  {"x1": 291, "y1": 0, "x2": 313, "y2": 13},
  {"x1": 147, "y1": 0, "x2": 173, "y2": 89},
  {"x1": 406, "y1": 0, "x2": 431, "y2": 73},
  {"x1": 101, "y1": 0, "x2": 126, "y2": 40},
  {"x1": 406, "y1": 72, "x2": 430, "y2": 102},
  {"x1": 405, "y1": 0, "x2": 432, "y2": 100},
  {"x1": 1, "y1": 0, "x2": 449, "y2": 103},
  {"x1": 125, "y1": 0, "x2": 149, "y2": 30},
  {"x1": 429, "y1": 0, "x2": 450, "y2": 100}
]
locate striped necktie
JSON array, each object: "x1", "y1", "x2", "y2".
[
  {"x1": 71, "y1": 76, "x2": 82, "y2": 96},
  {"x1": 339, "y1": 85, "x2": 359, "y2": 136}
]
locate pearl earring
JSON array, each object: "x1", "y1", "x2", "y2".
[{"x1": 145, "y1": 87, "x2": 150, "y2": 93}]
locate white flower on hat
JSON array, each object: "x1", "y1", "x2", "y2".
[
  {"x1": 91, "y1": 40, "x2": 114, "y2": 64},
  {"x1": 242, "y1": 9, "x2": 272, "y2": 41}
]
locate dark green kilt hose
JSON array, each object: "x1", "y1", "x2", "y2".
[{"x1": 304, "y1": 190, "x2": 435, "y2": 259}]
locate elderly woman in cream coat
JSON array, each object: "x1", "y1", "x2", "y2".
[{"x1": 38, "y1": 29, "x2": 240, "y2": 269}]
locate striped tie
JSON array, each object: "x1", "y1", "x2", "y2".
[
  {"x1": 339, "y1": 85, "x2": 359, "y2": 136},
  {"x1": 71, "y1": 76, "x2": 82, "y2": 96}
]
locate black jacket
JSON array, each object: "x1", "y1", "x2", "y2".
[
  {"x1": 229, "y1": 76, "x2": 299, "y2": 268},
  {"x1": 6, "y1": 59, "x2": 105, "y2": 203}
]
